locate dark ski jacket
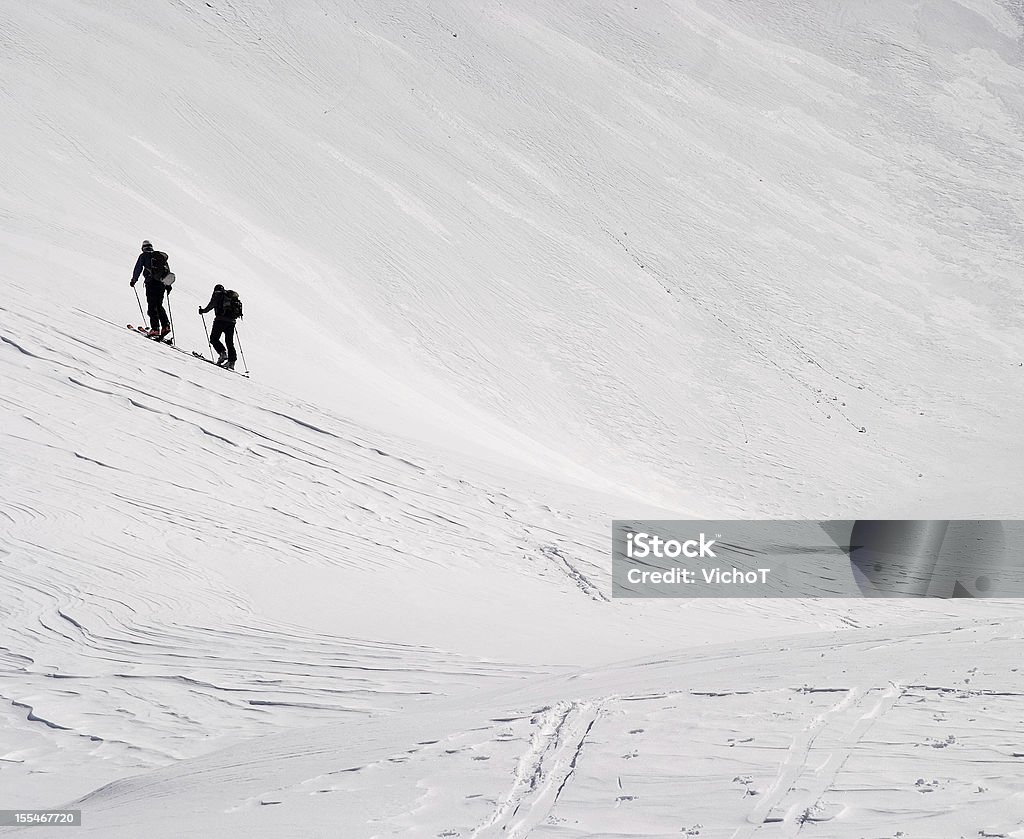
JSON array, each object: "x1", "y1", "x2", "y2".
[
  {"x1": 132, "y1": 251, "x2": 154, "y2": 283},
  {"x1": 200, "y1": 288, "x2": 235, "y2": 321}
]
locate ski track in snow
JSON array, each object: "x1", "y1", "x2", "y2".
[
  {"x1": 732, "y1": 683, "x2": 902, "y2": 836},
  {"x1": 469, "y1": 700, "x2": 602, "y2": 839},
  {"x1": 220, "y1": 619, "x2": 1024, "y2": 839}
]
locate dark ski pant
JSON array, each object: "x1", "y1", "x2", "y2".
[
  {"x1": 145, "y1": 281, "x2": 170, "y2": 332},
  {"x1": 210, "y1": 318, "x2": 236, "y2": 364}
]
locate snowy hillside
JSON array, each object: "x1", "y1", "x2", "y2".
[
  {"x1": 2, "y1": 0, "x2": 1024, "y2": 836},
  {"x1": 2, "y1": 284, "x2": 1020, "y2": 837},
  {"x1": 3, "y1": 0, "x2": 1022, "y2": 513}
]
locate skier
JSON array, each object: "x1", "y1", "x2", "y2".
[
  {"x1": 199, "y1": 284, "x2": 242, "y2": 370},
  {"x1": 130, "y1": 240, "x2": 173, "y2": 338}
]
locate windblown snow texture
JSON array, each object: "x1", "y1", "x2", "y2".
[{"x1": 2, "y1": 0, "x2": 1023, "y2": 836}]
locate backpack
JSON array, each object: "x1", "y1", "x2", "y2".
[
  {"x1": 222, "y1": 290, "x2": 243, "y2": 320},
  {"x1": 149, "y1": 251, "x2": 170, "y2": 281}
]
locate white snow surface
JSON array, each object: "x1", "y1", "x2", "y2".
[{"x1": 2, "y1": 0, "x2": 1024, "y2": 836}]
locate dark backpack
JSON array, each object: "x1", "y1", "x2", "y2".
[
  {"x1": 149, "y1": 251, "x2": 170, "y2": 281},
  {"x1": 222, "y1": 290, "x2": 243, "y2": 320}
]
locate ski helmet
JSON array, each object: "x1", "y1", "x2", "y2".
[
  {"x1": 141, "y1": 240, "x2": 153, "y2": 251},
  {"x1": 214, "y1": 284, "x2": 224, "y2": 291}
]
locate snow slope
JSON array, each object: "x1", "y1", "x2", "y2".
[
  {"x1": 2, "y1": 0, "x2": 1022, "y2": 513},
  {"x1": 2, "y1": 0, "x2": 1024, "y2": 836},
  {"x1": 61, "y1": 618, "x2": 1024, "y2": 839},
  {"x1": 1, "y1": 293, "x2": 1020, "y2": 836}
]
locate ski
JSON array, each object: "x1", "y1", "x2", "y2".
[
  {"x1": 78, "y1": 313, "x2": 245, "y2": 374},
  {"x1": 127, "y1": 324, "x2": 160, "y2": 338},
  {"x1": 127, "y1": 324, "x2": 175, "y2": 344},
  {"x1": 125, "y1": 324, "x2": 191, "y2": 356},
  {"x1": 192, "y1": 351, "x2": 249, "y2": 378}
]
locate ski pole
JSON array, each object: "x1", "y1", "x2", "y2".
[
  {"x1": 133, "y1": 285, "x2": 146, "y2": 324},
  {"x1": 200, "y1": 311, "x2": 213, "y2": 361},
  {"x1": 234, "y1": 322, "x2": 249, "y2": 375},
  {"x1": 165, "y1": 289, "x2": 176, "y2": 345}
]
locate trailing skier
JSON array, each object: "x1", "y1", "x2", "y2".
[
  {"x1": 130, "y1": 240, "x2": 174, "y2": 338},
  {"x1": 199, "y1": 284, "x2": 242, "y2": 370}
]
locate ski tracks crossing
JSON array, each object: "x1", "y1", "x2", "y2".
[{"x1": 732, "y1": 682, "x2": 903, "y2": 837}]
